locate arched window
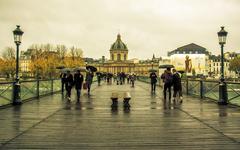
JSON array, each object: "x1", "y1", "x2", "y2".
[
  {"x1": 117, "y1": 54, "x2": 121, "y2": 61},
  {"x1": 124, "y1": 54, "x2": 127, "y2": 60},
  {"x1": 112, "y1": 54, "x2": 114, "y2": 60}
]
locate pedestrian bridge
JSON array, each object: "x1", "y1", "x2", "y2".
[{"x1": 0, "y1": 81, "x2": 240, "y2": 149}]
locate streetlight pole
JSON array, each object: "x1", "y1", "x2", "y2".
[
  {"x1": 13, "y1": 25, "x2": 24, "y2": 105},
  {"x1": 218, "y1": 26, "x2": 228, "y2": 105}
]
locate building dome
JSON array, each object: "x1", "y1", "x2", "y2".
[{"x1": 110, "y1": 34, "x2": 128, "y2": 51}]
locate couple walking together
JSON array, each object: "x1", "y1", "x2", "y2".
[
  {"x1": 161, "y1": 68, "x2": 183, "y2": 103},
  {"x1": 61, "y1": 70, "x2": 94, "y2": 102}
]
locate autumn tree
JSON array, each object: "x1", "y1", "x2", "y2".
[
  {"x1": 28, "y1": 44, "x2": 84, "y2": 79},
  {"x1": 0, "y1": 47, "x2": 16, "y2": 79},
  {"x1": 229, "y1": 57, "x2": 240, "y2": 74}
]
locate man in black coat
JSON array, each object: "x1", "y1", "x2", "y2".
[
  {"x1": 60, "y1": 73, "x2": 66, "y2": 93},
  {"x1": 74, "y1": 70, "x2": 84, "y2": 102},
  {"x1": 149, "y1": 72, "x2": 158, "y2": 93},
  {"x1": 172, "y1": 69, "x2": 183, "y2": 103},
  {"x1": 65, "y1": 71, "x2": 74, "y2": 101}
]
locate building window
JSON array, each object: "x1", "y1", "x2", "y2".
[
  {"x1": 117, "y1": 54, "x2": 121, "y2": 61},
  {"x1": 124, "y1": 54, "x2": 127, "y2": 60},
  {"x1": 112, "y1": 54, "x2": 114, "y2": 60}
]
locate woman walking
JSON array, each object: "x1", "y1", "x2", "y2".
[
  {"x1": 172, "y1": 69, "x2": 183, "y2": 103},
  {"x1": 85, "y1": 70, "x2": 94, "y2": 96},
  {"x1": 65, "y1": 70, "x2": 74, "y2": 101},
  {"x1": 149, "y1": 71, "x2": 158, "y2": 93}
]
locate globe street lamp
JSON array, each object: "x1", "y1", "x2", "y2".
[
  {"x1": 13, "y1": 25, "x2": 24, "y2": 105},
  {"x1": 217, "y1": 26, "x2": 228, "y2": 105}
]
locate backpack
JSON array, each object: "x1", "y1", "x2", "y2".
[{"x1": 164, "y1": 73, "x2": 173, "y2": 84}]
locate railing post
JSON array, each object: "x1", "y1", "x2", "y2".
[
  {"x1": 186, "y1": 78, "x2": 189, "y2": 95},
  {"x1": 36, "y1": 79, "x2": 40, "y2": 98},
  {"x1": 200, "y1": 80, "x2": 203, "y2": 99},
  {"x1": 51, "y1": 79, "x2": 54, "y2": 94}
]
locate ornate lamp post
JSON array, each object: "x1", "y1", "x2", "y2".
[
  {"x1": 13, "y1": 25, "x2": 24, "y2": 105},
  {"x1": 218, "y1": 26, "x2": 228, "y2": 105}
]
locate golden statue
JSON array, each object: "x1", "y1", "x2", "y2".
[{"x1": 185, "y1": 55, "x2": 192, "y2": 73}]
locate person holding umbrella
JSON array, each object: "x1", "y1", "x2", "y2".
[
  {"x1": 96, "y1": 72, "x2": 101, "y2": 86},
  {"x1": 65, "y1": 70, "x2": 74, "y2": 101},
  {"x1": 60, "y1": 72, "x2": 66, "y2": 93},
  {"x1": 74, "y1": 69, "x2": 84, "y2": 102},
  {"x1": 162, "y1": 67, "x2": 173, "y2": 101},
  {"x1": 149, "y1": 71, "x2": 158, "y2": 93},
  {"x1": 172, "y1": 69, "x2": 183, "y2": 103},
  {"x1": 85, "y1": 69, "x2": 94, "y2": 96}
]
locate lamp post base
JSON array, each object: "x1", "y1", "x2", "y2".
[
  {"x1": 218, "y1": 82, "x2": 228, "y2": 105},
  {"x1": 13, "y1": 82, "x2": 22, "y2": 105}
]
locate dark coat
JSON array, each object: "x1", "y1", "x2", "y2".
[
  {"x1": 74, "y1": 73, "x2": 84, "y2": 89},
  {"x1": 65, "y1": 74, "x2": 74, "y2": 87},
  {"x1": 150, "y1": 72, "x2": 158, "y2": 83},
  {"x1": 85, "y1": 72, "x2": 94, "y2": 84},
  {"x1": 172, "y1": 72, "x2": 182, "y2": 91},
  {"x1": 60, "y1": 73, "x2": 66, "y2": 83}
]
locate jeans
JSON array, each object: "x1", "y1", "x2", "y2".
[
  {"x1": 76, "y1": 89, "x2": 81, "y2": 100},
  {"x1": 66, "y1": 86, "x2": 72, "y2": 98},
  {"x1": 163, "y1": 83, "x2": 172, "y2": 100},
  {"x1": 151, "y1": 82, "x2": 156, "y2": 92},
  {"x1": 173, "y1": 89, "x2": 182, "y2": 98},
  {"x1": 87, "y1": 83, "x2": 91, "y2": 94}
]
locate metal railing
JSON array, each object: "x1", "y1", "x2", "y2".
[
  {"x1": 0, "y1": 79, "x2": 61, "y2": 107},
  {"x1": 137, "y1": 76, "x2": 240, "y2": 106}
]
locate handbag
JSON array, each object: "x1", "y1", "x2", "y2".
[{"x1": 83, "y1": 82, "x2": 88, "y2": 90}]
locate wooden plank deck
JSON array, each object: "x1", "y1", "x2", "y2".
[{"x1": 0, "y1": 81, "x2": 240, "y2": 149}]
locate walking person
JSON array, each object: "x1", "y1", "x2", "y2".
[
  {"x1": 150, "y1": 71, "x2": 158, "y2": 93},
  {"x1": 130, "y1": 73, "x2": 136, "y2": 87},
  {"x1": 65, "y1": 70, "x2": 74, "y2": 101},
  {"x1": 97, "y1": 73, "x2": 101, "y2": 86},
  {"x1": 85, "y1": 70, "x2": 94, "y2": 96},
  {"x1": 162, "y1": 68, "x2": 173, "y2": 101},
  {"x1": 60, "y1": 73, "x2": 66, "y2": 93},
  {"x1": 74, "y1": 70, "x2": 84, "y2": 102},
  {"x1": 172, "y1": 69, "x2": 183, "y2": 103}
]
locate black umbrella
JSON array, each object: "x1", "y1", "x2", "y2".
[
  {"x1": 60, "y1": 68, "x2": 72, "y2": 73},
  {"x1": 56, "y1": 66, "x2": 65, "y2": 69},
  {"x1": 148, "y1": 69, "x2": 157, "y2": 72},
  {"x1": 73, "y1": 67, "x2": 86, "y2": 72},
  {"x1": 96, "y1": 72, "x2": 102, "y2": 75},
  {"x1": 178, "y1": 70, "x2": 185, "y2": 74},
  {"x1": 86, "y1": 65, "x2": 97, "y2": 72},
  {"x1": 159, "y1": 64, "x2": 174, "y2": 69}
]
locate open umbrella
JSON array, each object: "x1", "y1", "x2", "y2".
[
  {"x1": 86, "y1": 65, "x2": 97, "y2": 72},
  {"x1": 159, "y1": 64, "x2": 174, "y2": 69},
  {"x1": 178, "y1": 70, "x2": 185, "y2": 74},
  {"x1": 60, "y1": 68, "x2": 72, "y2": 73},
  {"x1": 56, "y1": 66, "x2": 65, "y2": 69},
  {"x1": 148, "y1": 69, "x2": 157, "y2": 72},
  {"x1": 73, "y1": 67, "x2": 86, "y2": 72}
]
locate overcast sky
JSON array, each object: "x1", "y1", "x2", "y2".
[{"x1": 0, "y1": 0, "x2": 239, "y2": 59}]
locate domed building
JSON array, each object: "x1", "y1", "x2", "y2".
[
  {"x1": 92, "y1": 34, "x2": 159, "y2": 75},
  {"x1": 110, "y1": 34, "x2": 128, "y2": 61}
]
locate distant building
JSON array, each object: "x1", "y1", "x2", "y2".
[
  {"x1": 20, "y1": 49, "x2": 34, "y2": 77},
  {"x1": 89, "y1": 34, "x2": 159, "y2": 75},
  {"x1": 168, "y1": 43, "x2": 210, "y2": 75},
  {"x1": 208, "y1": 52, "x2": 238, "y2": 78}
]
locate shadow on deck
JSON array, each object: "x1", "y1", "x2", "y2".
[{"x1": 0, "y1": 81, "x2": 240, "y2": 149}]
